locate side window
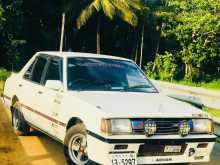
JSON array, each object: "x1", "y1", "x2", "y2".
[
  {"x1": 23, "y1": 61, "x2": 35, "y2": 80},
  {"x1": 43, "y1": 57, "x2": 63, "y2": 85},
  {"x1": 31, "y1": 57, "x2": 47, "y2": 83}
]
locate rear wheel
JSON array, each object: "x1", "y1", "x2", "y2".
[
  {"x1": 12, "y1": 103, "x2": 30, "y2": 135},
  {"x1": 64, "y1": 123, "x2": 97, "y2": 165}
]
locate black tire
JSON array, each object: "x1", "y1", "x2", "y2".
[
  {"x1": 64, "y1": 123, "x2": 98, "y2": 165},
  {"x1": 12, "y1": 103, "x2": 30, "y2": 135}
]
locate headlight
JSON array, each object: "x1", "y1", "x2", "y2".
[
  {"x1": 192, "y1": 119, "x2": 213, "y2": 133},
  {"x1": 101, "y1": 119, "x2": 132, "y2": 135}
]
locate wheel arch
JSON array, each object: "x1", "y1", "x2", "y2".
[
  {"x1": 11, "y1": 95, "x2": 19, "y2": 111},
  {"x1": 66, "y1": 117, "x2": 85, "y2": 131}
]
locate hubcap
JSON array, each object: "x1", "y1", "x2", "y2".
[{"x1": 68, "y1": 133, "x2": 89, "y2": 164}]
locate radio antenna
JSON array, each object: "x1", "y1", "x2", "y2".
[{"x1": 59, "y1": 13, "x2": 65, "y2": 52}]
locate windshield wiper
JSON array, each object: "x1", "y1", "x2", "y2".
[
  {"x1": 123, "y1": 84, "x2": 154, "y2": 91},
  {"x1": 79, "y1": 80, "x2": 115, "y2": 90}
]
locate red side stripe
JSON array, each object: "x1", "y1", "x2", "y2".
[
  {"x1": 2, "y1": 94, "x2": 66, "y2": 127},
  {"x1": 3, "y1": 94, "x2": 11, "y2": 101},
  {"x1": 21, "y1": 103, "x2": 66, "y2": 127}
]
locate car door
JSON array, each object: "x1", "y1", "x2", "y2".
[
  {"x1": 35, "y1": 56, "x2": 64, "y2": 137},
  {"x1": 18, "y1": 58, "x2": 37, "y2": 123},
  {"x1": 19, "y1": 55, "x2": 48, "y2": 127}
]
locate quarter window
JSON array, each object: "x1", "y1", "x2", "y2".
[
  {"x1": 31, "y1": 57, "x2": 47, "y2": 83},
  {"x1": 24, "y1": 61, "x2": 35, "y2": 80}
]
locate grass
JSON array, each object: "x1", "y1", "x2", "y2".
[
  {"x1": 203, "y1": 107, "x2": 220, "y2": 119},
  {"x1": 172, "y1": 80, "x2": 220, "y2": 91},
  {"x1": 0, "y1": 81, "x2": 4, "y2": 91}
]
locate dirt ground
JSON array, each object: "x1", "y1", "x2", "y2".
[{"x1": 0, "y1": 102, "x2": 67, "y2": 165}]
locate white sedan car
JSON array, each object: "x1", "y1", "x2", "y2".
[{"x1": 1, "y1": 51, "x2": 216, "y2": 165}]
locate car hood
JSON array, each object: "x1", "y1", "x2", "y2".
[{"x1": 70, "y1": 91, "x2": 206, "y2": 118}]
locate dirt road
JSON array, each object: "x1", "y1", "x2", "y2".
[
  {"x1": 0, "y1": 101, "x2": 219, "y2": 165},
  {"x1": 0, "y1": 102, "x2": 66, "y2": 165}
]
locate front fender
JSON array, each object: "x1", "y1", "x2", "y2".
[{"x1": 59, "y1": 93, "x2": 107, "y2": 141}]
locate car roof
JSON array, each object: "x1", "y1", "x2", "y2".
[{"x1": 38, "y1": 51, "x2": 132, "y2": 62}]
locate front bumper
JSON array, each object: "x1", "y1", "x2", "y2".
[{"x1": 87, "y1": 131, "x2": 216, "y2": 165}]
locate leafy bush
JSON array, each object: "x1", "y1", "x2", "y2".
[
  {"x1": 144, "y1": 51, "x2": 179, "y2": 81},
  {"x1": 201, "y1": 80, "x2": 220, "y2": 90},
  {"x1": 144, "y1": 62, "x2": 159, "y2": 79},
  {"x1": 0, "y1": 68, "x2": 10, "y2": 81}
]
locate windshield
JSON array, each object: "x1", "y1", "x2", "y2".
[{"x1": 67, "y1": 57, "x2": 158, "y2": 93}]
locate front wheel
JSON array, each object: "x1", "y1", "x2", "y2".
[{"x1": 64, "y1": 123, "x2": 96, "y2": 165}]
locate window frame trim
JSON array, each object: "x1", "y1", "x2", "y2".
[
  {"x1": 41, "y1": 56, "x2": 64, "y2": 86},
  {"x1": 23, "y1": 54, "x2": 50, "y2": 86}
]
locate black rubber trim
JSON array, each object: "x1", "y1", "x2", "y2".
[
  {"x1": 109, "y1": 151, "x2": 135, "y2": 154},
  {"x1": 87, "y1": 130, "x2": 216, "y2": 144}
]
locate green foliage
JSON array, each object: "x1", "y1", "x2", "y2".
[
  {"x1": 0, "y1": 68, "x2": 10, "y2": 91},
  {"x1": 172, "y1": 79, "x2": 220, "y2": 91},
  {"x1": 0, "y1": 0, "x2": 219, "y2": 86},
  {"x1": 203, "y1": 107, "x2": 220, "y2": 119},
  {"x1": 144, "y1": 62, "x2": 158, "y2": 79},
  {"x1": 156, "y1": 0, "x2": 220, "y2": 80},
  {"x1": 144, "y1": 51, "x2": 178, "y2": 81},
  {"x1": 0, "y1": 3, "x2": 4, "y2": 22},
  {"x1": 76, "y1": 0, "x2": 142, "y2": 28},
  {"x1": 201, "y1": 80, "x2": 220, "y2": 90},
  {"x1": 0, "y1": 0, "x2": 26, "y2": 69},
  {"x1": 0, "y1": 68, "x2": 10, "y2": 81}
]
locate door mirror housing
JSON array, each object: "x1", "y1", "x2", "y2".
[{"x1": 45, "y1": 80, "x2": 63, "y2": 91}]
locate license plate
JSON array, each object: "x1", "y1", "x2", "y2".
[
  {"x1": 164, "y1": 145, "x2": 182, "y2": 153},
  {"x1": 111, "y1": 152, "x2": 136, "y2": 165}
]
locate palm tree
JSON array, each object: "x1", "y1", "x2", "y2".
[
  {"x1": 77, "y1": 0, "x2": 142, "y2": 54},
  {"x1": 139, "y1": 5, "x2": 149, "y2": 68}
]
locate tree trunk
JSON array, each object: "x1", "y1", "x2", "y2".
[
  {"x1": 135, "y1": 44, "x2": 138, "y2": 63},
  {"x1": 185, "y1": 62, "x2": 193, "y2": 81},
  {"x1": 155, "y1": 34, "x2": 160, "y2": 55},
  {"x1": 96, "y1": 15, "x2": 101, "y2": 54},
  {"x1": 139, "y1": 24, "x2": 145, "y2": 68},
  {"x1": 185, "y1": 62, "x2": 188, "y2": 75},
  {"x1": 155, "y1": 24, "x2": 161, "y2": 55}
]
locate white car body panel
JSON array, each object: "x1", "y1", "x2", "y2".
[
  {"x1": 1, "y1": 51, "x2": 216, "y2": 164},
  {"x1": 72, "y1": 91, "x2": 204, "y2": 118}
]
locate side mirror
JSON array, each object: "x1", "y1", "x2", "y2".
[{"x1": 45, "y1": 80, "x2": 63, "y2": 91}]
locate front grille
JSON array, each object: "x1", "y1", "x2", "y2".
[
  {"x1": 138, "y1": 144, "x2": 187, "y2": 156},
  {"x1": 132, "y1": 118, "x2": 191, "y2": 135},
  {"x1": 155, "y1": 119, "x2": 180, "y2": 134}
]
